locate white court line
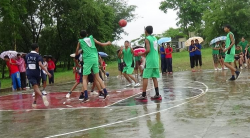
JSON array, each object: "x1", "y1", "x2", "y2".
[
  {"x1": 45, "y1": 81, "x2": 208, "y2": 138},
  {"x1": 104, "y1": 87, "x2": 154, "y2": 108}
]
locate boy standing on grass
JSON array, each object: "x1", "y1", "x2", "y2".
[
  {"x1": 118, "y1": 41, "x2": 140, "y2": 87},
  {"x1": 75, "y1": 30, "x2": 111, "y2": 102},
  {"x1": 47, "y1": 56, "x2": 55, "y2": 84},
  {"x1": 195, "y1": 39, "x2": 202, "y2": 71},
  {"x1": 25, "y1": 43, "x2": 51, "y2": 107},
  {"x1": 135, "y1": 26, "x2": 161, "y2": 100},
  {"x1": 223, "y1": 25, "x2": 240, "y2": 81}
]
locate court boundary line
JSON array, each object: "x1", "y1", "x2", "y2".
[
  {"x1": 44, "y1": 81, "x2": 208, "y2": 138},
  {"x1": 0, "y1": 85, "x2": 206, "y2": 112}
]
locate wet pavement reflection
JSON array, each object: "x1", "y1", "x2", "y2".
[{"x1": 1, "y1": 70, "x2": 250, "y2": 138}]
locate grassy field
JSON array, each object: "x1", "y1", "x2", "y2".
[{"x1": 0, "y1": 48, "x2": 214, "y2": 89}]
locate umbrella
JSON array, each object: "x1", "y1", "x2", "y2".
[
  {"x1": 210, "y1": 36, "x2": 226, "y2": 45},
  {"x1": 185, "y1": 37, "x2": 204, "y2": 46},
  {"x1": 98, "y1": 52, "x2": 108, "y2": 57},
  {"x1": 0, "y1": 51, "x2": 18, "y2": 59},
  {"x1": 158, "y1": 37, "x2": 172, "y2": 45}
]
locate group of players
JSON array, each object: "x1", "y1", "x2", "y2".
[{"x1": 25, "y1": 25, "x2": 161, "y2": 107}]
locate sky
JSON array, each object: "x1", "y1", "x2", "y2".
[{"x1": 114, "y1": 0, "x2": 178, "y2": 46}]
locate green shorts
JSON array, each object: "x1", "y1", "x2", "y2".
[
  {"x1": 123, "y1": 66, "x2": 134, "y2": 74},
  {"x1": 83, "y1": 61, "x2": 99, "y2": 75},
  {"x1": 143, "y1": 68, "x2": 160, "y2": 79},
  {"x1": 224, "y1": 54, "x2": 235, "y2": 63}
]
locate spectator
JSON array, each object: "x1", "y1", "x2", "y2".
[
  {"x1": 165, "y1": 43, "x2": 173, "y2": 74},
  {"x1": 47, "y1": 56, "x2": 55, "y2": 84},
  {"x1": 195, "y1": 39, "x2": 202, "y2": 71},
  {"x1": 16, "y1": 54, "x2": 27, "y2": 90},
  {"x1": 238, "y1": 37, "x2": 248, "y2": 67},
  {"x1": 160, "y1": 43, "x2": 166, "y2": 74},
  {"x1": 213, "y1": 41, "x2": 221, "y2": 70},
  {"x1": 4, "y1": 55, "x2": 21, "y2": 91},
  {"x1": 189, "y1": 40, "x2": 196, "y2": 72}
]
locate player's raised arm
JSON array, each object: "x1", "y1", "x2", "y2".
[{"x1": 94, "y1": 39, "x2": 111, "y2": 47}]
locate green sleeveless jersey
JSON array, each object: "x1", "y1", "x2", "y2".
[
  {"x1": 122, "y1": 47, "x2": 133, "y2": 67},
  {"x1": 145, "y1": 35, "x2": 159, "y2": 68},
  {"x1": 79, "y1": 35, "x2": 98, "y2": 62},
  {"x1": 226, "y1": 32, "x2": 235, "y2": 55}
]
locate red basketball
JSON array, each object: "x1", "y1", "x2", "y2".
[{"x1": 119, "y1": 19, "x2": 127, "y2": 27}]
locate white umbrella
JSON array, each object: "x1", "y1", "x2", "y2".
[
  {"x1": 0, "y1": 51, "x2": 18, "y2": 59},
  {"x1": 185, "y1": 37, "x2": 204, "y2": 46}
]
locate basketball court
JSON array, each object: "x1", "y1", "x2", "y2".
[{"x1": 1, "y1": 70, "x2": 250, "y2": 138}]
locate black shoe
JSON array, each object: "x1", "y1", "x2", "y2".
[
  {"x1": 235, "y1": 71, "x2": 241, "y2": 79},
  {"x1": 135, "y1": 95, "x2": 147, "y2": 100},
  {"x1": 104, "y1": 93, "x2": 109, "y2": 99},
  {"x1": 82, "y1": 98, "x2": 89, "y2": 103},
  {"x1": 79, "y1": 94, "x2": 84, "y2": 101},
  {"x1": 151, "y1": 95, "x2": 162, "y2": 100},
  {"x1": 228, "y1": 77, "x2": 236, "y2": 81},
  {"x1": 99, "y1": 92, "x2": 104, "y2": 98}
]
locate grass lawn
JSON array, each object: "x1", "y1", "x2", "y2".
[{"x1": 0, "y1": 48, "x2": 214, "y2": 89}]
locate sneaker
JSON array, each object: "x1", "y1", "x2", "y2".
[
  {"x1": 126, "y1": 83, "x2": 132, "y2": 87},
  {"x1": 224, "y1": 67, "x2": 228, "y2": 70},
  {"x1": 151, "y1": 95, "x2": 162, "y2": 100},
  {"x1": 66, "y1": 93, "x2": 71, "y2": 98},
  {"x1": 135, "y1": 95, "x2": 147, "y2": 101},
  {"x1": 240, "y1": 67, "x2": 243, "y2": 69},
  {"x1": 214, "y1": 68, "x2": 217, "y2": 71},
  {"x1": 42, "y1": 90, "x2": 47, "y2": 95},
  {"x1": 42, "y1": 96, "x2": 49, "y2": 107},
  {"x1": 104, "y1": 93, "x2": 109, "y2": 99},
  {"x1": 217, "y1": 68, "x2": 222, "y2": 71},
  {"x1": 32, "y1": 92, "x2": 35, "y2": 97},
  {"x1": 82, "y1": 98, "x2": 90, "y2": 103},
  {"x1": 99, "y1": 92, "x2": 105, "y2": 98},
  {"x1": 134, "y1": 83, "x2": 140, "y2": 87},
  {"x1": 90, "y1": 91, "x2": 99, "y2": 95},
  {"x1": 235, "y1": 71, "x2": 241, "y2": 79},
  {"x1": 32, "y1": 103, "x2": 37, "y2": 108},
  {"x1": 228, "y1": 77, "x2": 236, "y2": 81},
  {"x1": 244, "y1": 63, "x2": 247, "y2": 67},
  {"x1": 79, "y1": 94, "x2": 84, "y2": 101}
]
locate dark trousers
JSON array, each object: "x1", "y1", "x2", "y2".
[
  {"x1": 166, "y1": 58, "x2": 173, "y2": 72},
  {"x1": 20, "y1": 72, "x2": 26, "y2": 88},
  {"x1": 190, "y1": 56, "x2": 195, "y2": 68},
  {"x1": 161, "y1": 57, "x2": 166, "y2": 73},
  {"x1": 195, "y1": 55, "x2": 202, "y2": 66},
  {"x1": 48, "y1": 70, "x2": 54, "y2": 84}
]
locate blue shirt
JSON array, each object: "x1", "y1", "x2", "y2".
[
  {"x1": 195, "y1": 44, "x2": 202, "y2": 55},
  {"x1": 189, "y1": 45, "x2": 196, "y2": 57},
  {"x1": 160, "y1": 47, "x2": 165, "y2": 58},
  {"x1": 25, "y1": 51, "x2": 43, "y2": 78}
]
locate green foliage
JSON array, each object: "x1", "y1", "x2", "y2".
[
  {"x1": 159, "y1": 0, "x2": 209, "y2": 35},
  {"x1": 203, "y1": 0, "x2": 250, "y2": 43},
  {"x1": 0, "y1": 0, "x2": 136, "y2": 76},
  {"x1": 162, "y1": 27, "x2": 187, "y2": 38}
]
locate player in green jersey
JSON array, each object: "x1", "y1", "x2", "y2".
[{"x1": 135, "y1": 26, "x2": 161, "y2": 101}]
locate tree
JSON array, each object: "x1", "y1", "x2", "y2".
[
  {"x1": 159, "y1": 0, "x2": 209, "y2": 35},
  {"x1": 162, "y1": 27, "x2": 187, "y2": 39},
  {"x1": 202, "y1": 0, "x2": 250, "y2": 43}
]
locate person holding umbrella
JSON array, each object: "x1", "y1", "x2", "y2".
[
  {"x1": 223, "y1": 25, "x2": 240, "y2": 80},
  {"x1": 195, "y1": 39, "x2": 202, "y2": 71},
  {"x1": 189, "y1": 40, "x2": 196, "y2": 72},
  {"x1": 160, "y1": 43, "x2": 166, "y2": 74}
]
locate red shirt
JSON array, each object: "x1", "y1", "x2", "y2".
[
  {"x1": 47, "y1": 60, "x2": 55, "y2": 71},
  {"x1": 165, "y1": 47, "x2": 173, "y2": 58},
  {"x1": 6, "y1": 59, "x2": 19, "y2": 75}
]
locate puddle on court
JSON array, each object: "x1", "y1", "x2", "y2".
[{"x1": 1, "y1": 70, "x2": 250, "y2": 138}]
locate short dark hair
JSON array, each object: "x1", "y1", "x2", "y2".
[
  {"x1": 224, "y1": 24, "x2": 231, "y2": 30},
  {"x1": 17, "y1": 54, "x2": 21, "y2": 56},
  {"x1": 195, "y1": 39, "x2": 198, "y2": 41},
  {"x1": 221, "y1": 42, "x2": 225, "y2": 45},
  {"x1": 191, "y1": 40, "x2": 194, "y2": 42},
  {"x1": 125, "y1": 40, "x2": 130, "y2": 43},
  {"x1": 167, "y1": 43, "x2": 170, "y2": 46},
  {"x1": 145, "y1": 26, "x2": 153, "y2": 35},
  {"x1": 80, "y1": 30, "x2": 87, "y2": 37},
  {"x1": 31, "y1": 43, "x2": 39, "y2": 50},
  {"x1": 4, "y1": 55, "x2": 9, "y2": 59}
]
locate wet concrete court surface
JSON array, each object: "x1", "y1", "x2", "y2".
[{"x1": 1, "y1": 70, "x2": 250, "y2": 138}]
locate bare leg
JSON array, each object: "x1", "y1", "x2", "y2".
[
  {"x1": 224, "y1": 62, "x2": 236, "y2": 75},
  {"x1": 127, "y1": 74, "x2": 138, "y2": 83},
  {"x1": 33, "y1": 85, "x2": 42, "y2": 103},
  {"x1": 42, "y1": 81, "x2": 47, "y2": 90},
  {"x1": 152, "y1": 78, "x2": 158, "y2": 88},
  {"x1": 82, "y1": 75, "x2": 88, "y2": 92},
  {"x1": 123, "y1": 73, "x2": 132, "y2": 83},
  {"x1": 94, "y1": 73, "x2": 106, "y2": 89},
  {"x1": 70, "y1": 82, "x2": 80, "y2": 92},
  {"x1": 142, "y1": 78, "x2": 148, "y2": 92}
]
